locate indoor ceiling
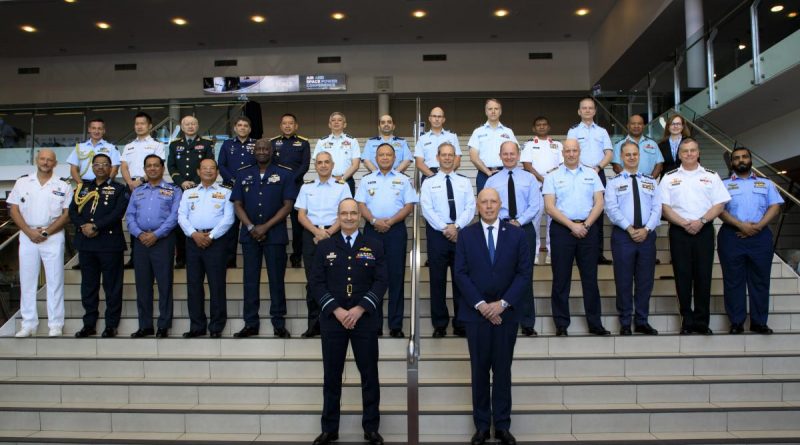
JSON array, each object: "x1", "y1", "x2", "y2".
[{"x1": 3, "y1": 0, "x2": 616, "y2": 58}]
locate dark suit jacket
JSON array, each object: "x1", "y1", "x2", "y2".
[
  {"x1": 69, "y1": 180, "x2": 129, "y2": 252},
  {"x1": 658, "y1": 139, "x2": 681, "y2": 178},
  {"x1": 454, "y1": 220, "x2": 532, "y2": 324}
]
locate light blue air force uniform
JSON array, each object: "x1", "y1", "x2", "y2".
[
  {"x1": 67, "y1": 139, "x2": 121, "y2": 180},
  {"x1": 612, "y1": 135, "x2": 663, "y2": 176},
  {"x1": 541, "y1": 164, "x2": 604, "y2": 220},
  {"x1": 361, "y1": 136, "x2": 413, "y2": 171},
  {"x1": 414, "y1": 129, "x2": 461, "y2": 168},
  {"x1": 567, "y1": 122, "x2": 612, "y2": 168},
  {"x1": 294, "y1": 178, "x2": 352, "y2": 227},
  {"x1": 484, "y1": 166, "x2": 541, "y2": 226}
]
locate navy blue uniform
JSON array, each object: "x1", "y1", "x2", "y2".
[
  {"x1": 231, "y1": 163, "x2": 296, "y2": 330},
  {"x1": 218, "y1": 137, "x2": 257, "y2": 266},
  {"x1": 311, "y1": 232, "x2": 387, "y2": 434},
  {"x1": 271, "y1": 133, "x2": 311, "y2": 265},
  {"x1": 69, "y1": 179, "x2": 129, "y2": 330}
]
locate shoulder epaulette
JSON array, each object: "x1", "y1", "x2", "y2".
[
  {"x1": 319, "y1": 135, "x2": 330, "y2": 140},
  {"x1": 59, "y1": 177, "x2": 71, "y2": 183},
  {"x1": 704, "y1": 168, "x2": 717, "y2": 174},
  {"x1": 456, "y1": 172, "x2": 468, "y2": 178},
  {"x1": 201, "y1": 136, "x2": 213, "y2": 141},
  {"x1": 296, "y1": 134, "x2": 308, "y2": 141},
  {"x1": 277, "y1": 164, "x2": 292, "y2": 171},
  {"x1": 269, "y1": 135, "x2": 281, "y2": 141},
  {"x1": 18, "y1": 173, "x2": 30, "y2": 179},
  {"x1": 546, "y1": 166, "x2": 560, "y2": 174},
  {"x1": 344, "y1": 133, "x2": 353, "y2": 138},
  {"x1": 304, "y1": 179, "x2": 314, "y2": 184},
  {"x1": 665, "y1": 168, "x2": 679, "y2": 175},
  {"x1": 607, "y1": 174, "x2": 619, "y2": 181},
  {"x1": 569, "y1": 123, "x2": 580, "y2": 129},
  {"x1": 399, "y1": 171, "x2": 410, "y2": 178},
  {"x1": 220, "y1": 183, "x2": 233, "y2": 190},
  {"x1": 369, "y1": 136, "x2": 381, "y2": 141},
  {"x1": 642, "y1": 174, "x2": 655, "y2": 180},
  {"x1": 581, "y1": 163, "x2": 594, "y2": 169},
  {"x1": 237, "y1": 164, "x2": 253, "y2": 171},
  {"x1": 393, "y1": 136, "x2": 405, "y2": 141}
]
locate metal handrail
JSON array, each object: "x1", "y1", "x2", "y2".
[
  {"x1": 406, "y1": 97, "x2": 422, "y2": 445},
  {"x1": 593, "y1": 98, "x2": 629, "y2": 139},
  {"x1": 0, "y1": 230, "x2": 20, "y2": 252}
]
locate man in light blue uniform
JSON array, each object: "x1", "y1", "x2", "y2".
[
  {"x1": 312, "y1": 112, "x2": 361, "y2": 196},
  {"x1": 718, "y1": 147, "x2": 783, "y2": 335},
  {"x1": 356, "y1": 143, "x2": 418, "y2": 337},
  {"x1": 415, "y1": 107, "x2": 461, "y2": 183},
  {"x1": 611, "y1": 114, "x2": 663, "y2": 178},
  {"x1": 543, "y1": 139, "x2": 609, "y2": 336},
  {"x1": 295, "y1": 151, "x2": 352, "y2": 338},
  {"x1": 485, "y1": 140, "x2": 541, "y2": 336},
  {"x1": 362, "y1": 115, "x2": 413, "y2": 174},
  {"x1": 567, "y1": 97, "x2": 613, "y2": 265},
  {"x1": 420, "y1": 142, "x2": 475, "y2": 338},
  {"x1": 468, "y1": 99, "x2": 518, "y2": 193},
  {"x1": 67, "y1": 118, "x2": 121, "y2": 183},
  {"x1": 177, "y1": 158, "x2": 234, "y2": 338},
  {"x1": 605, "y1": 141, "x2": 661, "y2": 336}
]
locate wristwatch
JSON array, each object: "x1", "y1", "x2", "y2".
[
  {"x1": 700, "y1": 217, "x2": 708, "y2": 225},
  {"x1": 500, "y1": 300, "x2": 510, "y2": 309},
  {"x1": 41, "y1": 230, "x2": 48, "y2": 238},
  {"x1": 247, "y1": 224, "x2": 255, "y2": 232},
  {"x1": 371, "y1": 217, "x2": 377, "y2": 225}
]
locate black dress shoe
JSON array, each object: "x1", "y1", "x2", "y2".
[
  {"x1": 130, "y1": 328, "x2": 154, "y2": 338},
  {"x1": 696, "y1": 326, "x2": 713, "y2": 335},
  {"x1": 290, "y1": 256, "x2": 302, "y2": 268},
  {"x1": 680, "y1": 327, "x2": 693, "y2": 335},
  {"x1": 389, "y1": 329, "x2": 405, "y2": 338},
  {"x1": 234, "y1": 326, "x2": 259, "y2": 338},
  {"x1": 598, "y1": 255, "x2": 613, "y2": 265},
  {"x1": 453, "y1": 327, "x2": 466, "y2": 337},
  {"x1": 363, "y1": 431, "x2": 384, "y2": 445},
  {"x1": 123, "y1": 261, "x2": 134, "y2": 269},
  {"x1": 494, "y1": 429, "x2": 517, "y2": 445},
  {"x1": 634, "y1": 323, "x2": 659, "y2": 335},
  {"x1": 521, "y1": 326, "x2": 538, "y2": 337},
  {"x1": 75, "y1": 326, "x2": 96, "y2": 338},
  {"x1": 432, "y1": 327, "x2": 446, "y2": 338},
  {"x1": 589, "y1": 326, "x2": 610, "y2": 336},
  {"x1": 174, "y1": 261, "x2": 185, "y2": 269},
  {"x1": 101, "y1": 327, "x2": 117, "y2": 338},
  {"x1": 620, "y1": 326, "x2": 632, "y2": 336},
  {"x1": 729, "y1": 323, "x2": 744, "y2": 334},
  {"x1": 182, "y1": 330, "x2": 206, "y2": 338},
  {"x1": 470, "y1": 430, "x2": 490, "y2": 445},
  {"x1": 555, "y1": 326, "x2": 568, "y2": 336},
  {"x1": 209, "y1": 331, "x2": 222, "y2": 338},
  {"x1": 312, "y1": 431, "x2": 338, "y2": 445},
  {"x1": 156, "y1": 328, "x2": 169, "y2": 338},
  {"x1": 301, "y1": 325, "x2": 321, "y2": 338},
  {"x1": 750, "y1": 324, "x2": 773, "y2": 335},
  {"x1": 274, "y1": 327, "x2": 291, "y2": 338}
]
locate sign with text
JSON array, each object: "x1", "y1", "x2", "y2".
[{"x1": 203, "y1": 74, "x2": 346, "y2": 94}]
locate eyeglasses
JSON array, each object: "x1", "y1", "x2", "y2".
[
  {"x1": 670, "y1": 122, "x2": 684, "y2": 127},
  {"x1": 92, "y1": 162, "x2": 111, "y2": 167}
]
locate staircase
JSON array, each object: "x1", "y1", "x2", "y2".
[{"x1": 2, "y1": 136, "x2": 800, "y2": 444}]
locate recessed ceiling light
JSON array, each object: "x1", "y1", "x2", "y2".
[
  {"x1": 20, "y1": 25, "x2": 37, "y2": 33},
  {"x1": 770, "y1": 4, "x2": 784, "y2": 12},
  {"x1": 738, "y1": 43, "x2": 746, "y2": 50},
  {"x1": 493, "y1": 9, "x2": 509, "y2": 17},
  {"x1": 251, "y1": 15, "x2": 265, "y2": 23},
  {"x1": 172, "y1": 17, "x2": 188, "y2": 26},
  {"x1": 788, "y1": 11, "x2": 798, "y2": 17},
  {"x1": 575, "y1": 8, "x2": 590, "y2": 16},
  {"x1": 331, "y1": 12, "x2": 346, "y2": 20},
  {"x1": 412, "y1": 10, "x2": 427, "y2": 18},
  {"x1": 96, "y1": 22, "x2": 110, "y2": 30},
  {"x1": 64, "y1": 0, "x2": 76, "y2": 3}
]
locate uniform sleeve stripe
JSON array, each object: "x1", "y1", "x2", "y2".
[
  {"x1": 363, "y1": 296, "x2": 377, "y2": 310},
  {"x1": 321, "y1": 300, "x2": 334, "y2": 311}
]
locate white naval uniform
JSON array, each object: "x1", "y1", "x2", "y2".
[
  {"x1": 312, "y1": 133, "x2": 361, "y2": 178},
  {"x1": 521, "y1": 137, "x2": 563, "y2": 256},
  {"x1": 121, "y1": 136, "x2": 166, "y2": 179},
  {"x1": 7, "y1": 172, "x2": 74, "y2": 331}
]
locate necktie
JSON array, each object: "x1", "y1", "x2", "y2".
[
  {"x1": 631, "y1": 175, "x2": 643, "y2": 229},
  {"x1": 507, "y1": 171, "x2": 517, "y2": 219},
  {"x1": 445, "y1": 174, "x2": 457, "y2": 223},
  {"x1": 346, "y1": 235, "x2": 352, "y2": 248},
  {"x1": 487, "y1": 226, "x2": 495, "y2": 264}
]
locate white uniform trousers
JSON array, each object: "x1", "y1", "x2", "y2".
[{"x1": 19, "y1": 231, "x2": 65, "y2": 330}]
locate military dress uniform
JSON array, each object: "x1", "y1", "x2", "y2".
[
  {"x1": 612, "y1": 135, "x2": 663, "y2": 176},
  {"x1": 125, "y1": 181, "x2": 182, "y2": 335},
  {"x1": 362, "y1": 136, "x2": 413, "y2": 172},
  {"x1": 604, "y1": 172, "x2": 661, "y2": 330},
  {"x1": 121, "y1": 136, "x2": 165, "y2": 265},
  {"x1": 414, "y1": 128, "x2": 461, "y2": 183},
  {"x1": 313, "y1": 133, "x2": 361, "y2": 196},
  {"x1": 310, "y1": 231, "x2": 387, "y2": 436},
  {"x1": 419, "y1": 171, "x2": 475, "y2": 334},
  {"x1": 7, "y1": 172, "x2": 73, "y2": 334},
  {"x1": 467, "y1": 122, "x2": 518, "y2": 193},
  {"x1": 178, "y1": 182, "x2": 234, "y2": 336},
  {"x1": 542, "y1": 164, "x2": 606, "y2": 332},
  {"x1": 271, "y1": 133, "x2": 311, "y2": 268},
  {"x1": 66, "y1": 139, "x2": 121, "y2": 181},
  {"x1": 484, "y1": 166, "x2": 542, "y2": 332},
  {"x1": 231, "y1": 163, "x2": 296, "y2": 332},
  {"x1": 294, "y1": 178, "x2": 352, "y2": 331},
  {"x1": 355, "y1": 170, "x2": 418, "y2": 334},
  {"x1": 658, "y1": 165, "x2": 731, "y2": 333},
  {"x1": 218, "y1": 136, "x2": 257, "y2": 267},
  {"x1": 69, "y1": 179, "x2": 129, "y2": 334},
  {"x1": 167, "y1": 136, "x2": 215, "y2": 267},
  {"x1": 521, "y1": 136, "x2": 563, "y2": 260},
  {"x1": 718, "y1": 172, "x2": 783, "y2": 330}
]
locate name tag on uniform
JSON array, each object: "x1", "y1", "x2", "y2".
[
  {"x1": 52, "y1": 190, "x2": 65, "y2": 196},
  {"x1": 727, "y1": 183, "x2": 739, "y2": 190},
  {"x1": 326, "y1": 252, "x2": 337, "y2": 260},
  {"x1": 616, "y1": 184, "x2": 628, "y2": 192},
  {"x1": 641, "y1": 182, "x2": 655, "y2": 191},
  {"x1": 754, "y1": 181, "x2": 766, "y2": 188},
  {"x1": 188, "y1": 193, "x2": 199, "y2": 199}
]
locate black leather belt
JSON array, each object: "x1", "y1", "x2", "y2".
[
  {"x1": 571, "y1": 219, "x2": 586, "y2": 223},
  {"x1": 196, "y1": 228, "x2": 213, "y2": 233}
]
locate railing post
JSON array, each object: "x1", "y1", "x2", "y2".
[
  {"x1": 406, "y1": 96, "x2": 421, "y2": 445},
  {"x1": 646, "y1": 72, "x2": 655, "y2": 123},
  {"x1": 750, "y1": 0, "x2": 763, "y2": 85},
  {"x1": 706, "y1": 28, "x2": 719, "y2": 110},
  {"x1": 674, "y1": 54, "x2": 684, "y2": 112}
]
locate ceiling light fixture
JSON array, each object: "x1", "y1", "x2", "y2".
[
  {"x1": 412, "y1": 10, "x2": 427, "y2": 18},
  {"x1": 770, "y1": 4, "x2": 784, "y2": 12},
  {"x1": 788, "y1": 11, "x2": 798, "y2": 17},
  {"x1": 738, "y1": 43, "x2": 746, "y2": 49},
  {"x1": 575, "y1": 8, "x2": 590, "y2": 16},
  {"x1": 493, "y1": 9, "x2": 509, "y2": 17},
  {"x1": 251, "y1": 15, "x2": 265, "y2": 23},
  {"x1": 96, "y1": 22, "x2": 110, "y2": 29},
  {"x1": 172, "y1": 17, "x2": 188, "y2": 26},
  {"x1": 331, "y1": 12, "x2": 346, "y2": 20},
  {"x1": 64, "y1": 0, "x2": 76, "y2": 3},
  {"x1": 20, "y1": 25, "x2": 37, "y2": 33}
]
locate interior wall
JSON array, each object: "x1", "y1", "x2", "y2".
[{"x1": 734, "y1": 106, "x2": 800, "y2": 164}]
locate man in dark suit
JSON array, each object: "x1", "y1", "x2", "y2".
[
  {"x1": 455, "y1": 187, "x2": 532, "y2": 445},
  {"x1": 310, "y1": 198, "x2": 388, "y2": 445}
]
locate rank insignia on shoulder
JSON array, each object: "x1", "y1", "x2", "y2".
[
  {"x1": 237, "y1": 164, "x2": 253, "y2": 171},
  {"x1": 304, "y1": 179, "x2": 314, "y2": 184},
  {"x1": 704, "y1": 168, "x2": 717, "y2": 174},
  {"x1": 665, "y1": 168, "x2": 678, "y2": 175}
]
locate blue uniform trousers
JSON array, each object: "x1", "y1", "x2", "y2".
[
  {"x1": 185, "y1": 236, "x2": 228, "y2": 334},
  {"x1": 519, "y1": 222, "x2": 537, "y2": 329},
  {"x1": 611, "y1": 227, "x2": 656, "y2": 327},
  {"x1": 78, "y1": 250, "x2": 123, "y2": 329},
  {"x1": 465, "y1": 319, "x2": 518, "y2": 431},
  {"x1": 549, "y1": 222, "x2": 603, "y2": 329},
  {"x1": 426, "y1": 226, "x2": 462, "y2": 330},
  {"x1": 223, "y1": 216, "x2": 240, "y2": 266},
  {"x1": 133, "y1": 234, "x2": 175, "y2": 330},
  {"x1": 320, "y1": 317, "x2": 380, "y2": 433},
  {"x1": 241, "y1": 241, "x2": 287, "y2": 330},
  {"x1": 669, "y1": 223, "x2": 714, "y2": 331},
  {"x1": 718, "y1": 225, "x2": 773, "y2": 326},
  {"x1": 301, "y1": 229, "x2": 322, "y2": 328},
  {"x1": 597, "y1": 169, "x2": 607, "y2": 258},
  {"x1": 289, "y1": 208, "x2": 303, "y2": 262},
  {"x1": 364, "y1": 222, "x2": 407, "y2": 331}
]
